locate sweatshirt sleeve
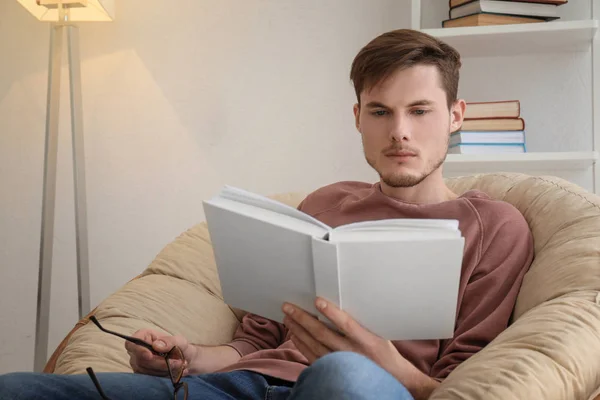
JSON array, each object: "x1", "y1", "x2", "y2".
[
  {"x1": 223, "y1": 313, "x2": 289, "y2": 357},
  {"x1": 430, "y1": 202, "x2": 534, "y2": 380}
]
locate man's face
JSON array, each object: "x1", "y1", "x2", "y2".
[{"x1": 354, "y1": 65, "x2": 463, "y2": 188}]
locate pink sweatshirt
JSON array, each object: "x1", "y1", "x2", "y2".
[{"x1": 217, "y1": 181, "x2": 534, "y2": 383}]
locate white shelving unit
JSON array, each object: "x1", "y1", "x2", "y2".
[
  {"x1": 445, "y1": 151, "x2": 599, "y2": 174},
  {"x1": 422, "y1": 20, "x2": 598, "y2": 57},
  {"x1": 411, "y1": 0, "x2": 599, "y2": 194}
]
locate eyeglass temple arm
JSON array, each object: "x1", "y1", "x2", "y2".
[
  {"x1": 86, "y1": 367, "x2": 111, "y2": 400},
  {"x1": 89, "y1": 315, "x2": 161, "y2": 355}
]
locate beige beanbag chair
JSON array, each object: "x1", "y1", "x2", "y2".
[{"x1": 46, "y1": 173, "x2": 600, "y2": 400}]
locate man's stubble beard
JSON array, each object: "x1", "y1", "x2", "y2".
[{"x1": 364, "y1": 138, "x2": 449, "y2": 188}]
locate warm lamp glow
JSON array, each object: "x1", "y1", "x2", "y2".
[{"x1": 17, "y1": 0, "x2": 114, "y2": 22}]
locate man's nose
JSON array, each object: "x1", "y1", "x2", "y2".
[{"x1": 389, "y1": 115, "x2": 411, "y2": 142}]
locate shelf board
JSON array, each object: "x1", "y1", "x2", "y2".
[
  {"x1": 421, "y1": 20, "x2": 599, "y2": 57},
  {"x1": 444, "y1": 151, "x2": 598, "y2": 173}
]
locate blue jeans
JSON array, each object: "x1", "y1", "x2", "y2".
[{"x1": 0, "y1": 352, "x2": 414, "y2": 400}]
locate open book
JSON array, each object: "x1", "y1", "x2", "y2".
[{"x1": 203, "y1": 186, "x2": 465, "y2": 340}]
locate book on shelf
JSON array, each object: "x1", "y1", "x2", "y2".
[
  {"x1": 448, "y1": 143, "x2": 526, "y2": 154},
  {"x1": 449, "y1": 0, "x2": 568, "y2": 8},
  {"x1": 464, "y1": 100, "x2": 520, "y2": 119},
  {"x1": 442, "y1": 12, "x2": 555, "y2": 28},
  {"x1": 450, "y1": 130, "x2": 525, "y2": 146},
  {"x1": 202, "y1": 185, "x2": 465, "y2": 340},
  {"x1": 454, "y1": 100, "x2": 527, "y2": 154},
  {"x1": 449, "y1": 0, "x2": 562, "y2": 20},
  {"x1": 460, "y1": 117, "x2": 525, "y2": 131}
]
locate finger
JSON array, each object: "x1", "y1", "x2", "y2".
[
  {"x1": 126, "y1": 343, "x2": 158, "y2": 363},
  {"x1": 283, "y1": 303, "x2": 353, "y2": 352},
  {"x1": 125, "y1": 330, "x2": 158, "y2": 353},
  {"x1": 126, "y1": 345, "x2": 153, "y2": 360},
  {"x1": 152, "y1": 335, "x2": 188, "y2": 353},
  {"x1": 131, "y1": 349, "x2": 170, "y2": 372},
  {"x1": 314, "y1": 297, "x2": 372, "y2": 343},
  {"x1": 290, "y1": 334, "x2": 318, "y2": 364},
  {"x1": 283, "y1": 315, "x2": 331, "y2": 359},
  {"x1": 125, "y1": 338, "x2": 143, "y2": 354},
  {"x1": 131, "y1": 352, "x2": 187, "y2": 377}
]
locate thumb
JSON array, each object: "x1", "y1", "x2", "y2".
[{"x1": 152, "y1": 335, "x2": 187, "y2": 353}]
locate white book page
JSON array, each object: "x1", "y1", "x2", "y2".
[
  {"x1": 218, "y1": 186, "x2": 330, "y2": 230},
  {"x1": 204, "y1": 197, "x2": 328, "y2": 239},
  {"x1": 203, "y1": 201, "x2": 324, "y2": 323},
  {"x1": 333, "y1": 219, "x2": 459, "y2": 232},
  {"x1": 328, "y1": 229, "x2": 461, "y2": 243}
]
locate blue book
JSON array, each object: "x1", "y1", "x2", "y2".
[
  {"x1": 448, "y1": 143, "x2": 526, "y2": 155},
  {"x1": 450, "y1": 131, "x2": 525, "y2": 146}
]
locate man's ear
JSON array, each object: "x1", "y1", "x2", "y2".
[
  {"x1": 450, "y1": 99, "x2": 466, "y2": 133},
  {"x1": 353, "y1": 103, "x2": 361, "y2": 131}
]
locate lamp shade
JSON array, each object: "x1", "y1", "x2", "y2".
[{"x1": 17, "y1": 0, "x2": 114, "y2": 22}]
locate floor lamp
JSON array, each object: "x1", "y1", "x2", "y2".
[{"x1": 17, "y1": 0, "x2": 114, "y2": 373}]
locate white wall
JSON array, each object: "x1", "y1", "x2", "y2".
[{"x1": 0, "y1": 0, "x2": 409, "y2": 373}]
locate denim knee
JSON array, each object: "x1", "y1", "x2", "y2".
[
  {"x1": 0, "y1": 372, "x2": 34, "y2": 399},
  {"x1": 294, "y1": 351, "x2": 414, "y2": 399},
  {"x1": 311, "y1": 351, "x2": 375, "y2": 374},
  {"x1": 307, "y1": 351, "x2": 384, "y2": 384}
]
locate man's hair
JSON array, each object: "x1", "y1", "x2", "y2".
[{"x1": 350, "y1": 29, "x2": 462, "y2": 109}]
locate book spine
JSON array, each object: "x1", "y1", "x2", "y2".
[
  {"x1": 449, "y1": 0, "x2": 476, "y2": 10},
  {"x1": 465, "y1": 100, "x2": 520, "y2": 106},
  {"x1": 463, "y1": 116, "x2": 520, "y2": 120},
  {"x1": 462, "y1": 117, "x2": 525, "y2": 124},
  {"x1": 452, "y1": 11, "x2": 559, "y2": 22},
  {"x1": 311, "y1": 237, "x2": 342, "y2": 309}
]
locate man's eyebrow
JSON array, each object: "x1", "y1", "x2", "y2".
[
  {"x1": 407, "y1": 99, "x2": 435, "y2": 107},
  {"x1": 364, "y1": 101, "x2": 390, "y2": 109},
  {"x1": 364, "y1": 99, "x2": 435, "y2": 109}
]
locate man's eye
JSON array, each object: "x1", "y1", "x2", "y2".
[
  {"x1": 372, "y1": 110, "x2": 388, "y2": 116},
  {"x1": 412, "y1": 109, "x2": 428, "y2": 116}
]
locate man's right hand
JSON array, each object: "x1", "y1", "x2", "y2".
[
  {"x1": 126, "y1": 329, "x2": 197, "y2": 377},
  {"x1": 126, "y1": 329, "x2": 242, "y2": 376}
]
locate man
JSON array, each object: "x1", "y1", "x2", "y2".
[{"x1": 0, "y1": 28, "x2": 534, "y2": 400}]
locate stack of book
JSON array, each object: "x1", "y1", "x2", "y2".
[
  {"x1": 449, "y1": 100, "x2": 526, "y2": 155},
  {"x1": 443, "y1": 0, "x2": 568, "y2": 28}
]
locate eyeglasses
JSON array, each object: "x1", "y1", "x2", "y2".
[{"x1": 86, "y1": 315, "x2": 188, "y2": 400}]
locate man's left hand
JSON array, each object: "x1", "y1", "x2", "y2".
[
  {"x1": 282, "y1": 298, "x2": 440, "y2": 400},
  {"x1": 282, "y1": 297, "x2": 407, "y2": 374}
]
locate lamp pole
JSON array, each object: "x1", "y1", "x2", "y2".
[{"x1": 34, "y1": 3, "x2": 91, "y2": 372}]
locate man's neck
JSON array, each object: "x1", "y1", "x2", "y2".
[{"x1": 379, "y1": 171, "x2": 457, "y2": 205}]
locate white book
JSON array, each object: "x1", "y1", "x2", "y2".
[{"x1": 202, "y1": 186, "x2": 465, "y2": 340}]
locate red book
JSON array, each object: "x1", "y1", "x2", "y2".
[{"x1": 450, "y1": 0, "x2": 567, "y2": 8}]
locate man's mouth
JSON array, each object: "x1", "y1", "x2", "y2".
[{"x1": 384, "y1": 149, "x2": 417, "y2": 159}]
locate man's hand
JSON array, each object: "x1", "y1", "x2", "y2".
[
  {"x1": 282, "y1": 297, "x2": 440, "y2": 400},
  {"x1": 126, "y1": 330, "x2": 241, "y2": 377},
  {"x1": 125, "y1": 329, "x2": 195, "y2": 377}
]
